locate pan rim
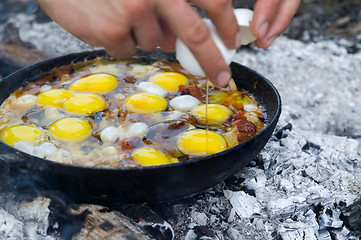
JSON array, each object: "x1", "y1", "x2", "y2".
[{"x1": 0, "y1": 49, "x2": 281, "y2": 172}]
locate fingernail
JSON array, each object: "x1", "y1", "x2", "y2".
[
  {"x1": 235, "y1": 31, "x2": 242, "y2": 48},
  {"x1": 217, "y1": 71, "x2": 231, "y2": 87},
  {"x1": 258, "y1": 22, "x2": 269, "y2": 39},
  {"x1": 267, "y1": 36, "x2": 277, "y2": 48}
]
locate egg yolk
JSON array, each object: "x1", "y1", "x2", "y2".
[
  {"x1": 62, "y1": 93, "x2": 106, "y2": 115},
  {"x1": 37, "y1": 89, "x2": 74, "y2": 107},
  {"x1": 148, "y1": 72, "x2": 189, "y2": 91},
  {"x1": 49, "y1": 117, "x2": 92, "y2": 142},
  {"x1": 124, "y1": 92, "x2": 167, "y2": 114},
  {"x1": 209, "y1": 91, "x2": 255, "y2": 111},
  {"x1": 177, "y1": 129, "x2": 226, "y2": 156},
  {"x1": 70, "y1": 73, "x2": 118, "y2": 94},
  {"x1": 191, "y1": 104, "x2": 233, "y2": 125},
  {"x1": 131, "y1": 147, "x2": 173, "y2": 166},
  {"x1": 0, "y1": 125, "x2": 42, "y2": 146}
]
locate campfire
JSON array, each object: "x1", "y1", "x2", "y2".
[{"x1": 0, "y1": 1, "x2": 360, "y2": 239}]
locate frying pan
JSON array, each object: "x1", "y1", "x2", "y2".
[{"x1": 0, "y1": 49, "x2": 281, "y2": 204}]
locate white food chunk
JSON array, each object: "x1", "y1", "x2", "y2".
[
  {"x1": 115, "y1": 93, "x2": 126, "y2": 101},
  {"x1": 165, "y1": 111, "x2": 186, "y2": 121},
  {"x1": 243, "y1": 103, "x2": 258, "y2": 112},
  {"x1": 100, "y1": 146, "x2": 118, "y2": 157},
  {"x1": 136, "y1": 82, "x2": 167, "y2": 97},
  {"x1": 126, "y1": 122, "x2": 149, "y2": 138},
  {"x1": 169, "y1": 95, "x2": 201, "y2": 111},
  {"x1": 34, "y1": 142, "x2": 58, "y2": 158},
  {"x1": 130, "y1": 65, "x2": 156, "y2": 78},
  {"x1": 39, "y1": 85, "x2": 52, "y2": 92},
  {"x1": 13, "y1": 141, "x2": 35, "y2": 155},
  {"x1": 117, "y1": 125, "x2": 127, "y2": 139},
  {"x1": 47, "y1": 149, "x2": 73, "y2": 164},
  {"x1": 100, "y1": 126, "x2": 121, "y2": 144},
  {"x1": 12, "y1": 94, "x2": 37, "y2": 110},
  {"x1": 44, "y1": 107, "x2": 65, "y2": 124}
]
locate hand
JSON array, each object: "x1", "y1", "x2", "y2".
[
  {"x1": 251, "y1": 0, "x2": 301, "y2": 49},
  {"x1": 36, "y1": 0, "x2": 240, "y2": 87}
]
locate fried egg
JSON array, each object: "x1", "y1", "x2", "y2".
[
  {"x1": 49, "y1": 117, "x2": 92, "y2": 142},
  {"x1": 37, "y1": 89, "x2": 74, "y2": 107},
  {"x1": 169, "y1": 95, "x2": 201, "y2": 111},
  {"x1": 148, "y1": 72, "x2": 188, "y2": 91},
  {"x1": 131, "y1": 147, "x2": 175, "y2": 166},
  {"x1": 177, "y1": 129, "x2": 226, "y2": 156},
  {"x1": 0, "y1": 125, "x2": 43, "y2": 146},
  {"x1": 70, "y1": 73, "x2": 118, "y2": 94},
  {"x1": 191, "y1": 104, "x2": 233, "y2": 125},
  {"x1": 124, "y1": 92, "x2": 167, "y2": 114},
  {"x1": 62, "y1": 93, "x2": 106, "y2": 115}
]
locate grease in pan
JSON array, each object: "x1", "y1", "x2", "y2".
[{"x1": 0, "y1": 58, "x2": 265, "y2": 168}]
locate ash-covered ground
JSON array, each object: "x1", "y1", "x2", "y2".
[{"x1": 0, "y1": 1, "x2": 361, "y2": 239}]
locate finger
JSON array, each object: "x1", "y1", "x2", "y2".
[
  {"x1": 38, "y1": 0, "x2": 139, "y2": 58},
  {"x1": 105, "y1": 42, "x2": 137, "y2": 59},
  {"x1": 251, "y1": 0, "x2": 281, "y2": 48},
  {"x1": 158, "y1": 18, "x2": 177, "y2": 52},
  {"x1": 127, "y1": 1, "x2": 165, "y2": 51},
  {"x1": 102, "y1": 24, "x2": 137, "y2": 58},
  {"x1": 263, "y1": 0, "x2": 301, "y2": 42},
  {"x1": 190, "y1": 0, "x2": 240, "y2": 49},
  {"x1": 154, "y1": 0, "x2": 231, "y2": 87},
  {"x1": 37, "y1": 0, "x2": 97, "y2": 45},
  {"x1": 253, "y1": 39, "x2": 262, "y2": 48}
]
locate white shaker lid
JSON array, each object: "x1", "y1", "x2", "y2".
[{"x1": 234, "y1": 8, "x2": 257, "y2": 45}]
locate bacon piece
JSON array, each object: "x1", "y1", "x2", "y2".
[
  {"x1": 167, "y1": 121, "x2": 186, "y2": 130},
  {"x1": 117, "y1": 108, "x2": 128, "y2": 123},
  {"x1": 178, "y1": 83, "x2": 206, "y2": 102},
  {"x1": 119, "y1": 139, "x2": 133, "y2": 151},
  {"x1": 122, "y1": 74, "x2": 136, "y2": 83},
  {"x1": 234, "y1": 110, "x2": 246, "y2": 120},
  {"x1": 180, "y1": 114, "x2": 197, "y2": 126},
  {"x1": 233, "y1": 117, "x2": 256, "y2": 134},
  {"x1": 119, "y1": 136, "x2": 142, "y2": 151}
]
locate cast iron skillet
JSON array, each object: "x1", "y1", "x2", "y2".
[{"x1": 0, "y1": 49, "x2": 281, "y2": 204}]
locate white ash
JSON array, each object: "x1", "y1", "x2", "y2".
[
  {"x1": 234, "y1": 37, "x2": 361, "y2": 149},
  {"x1": 0, "y1": 195, "x2": 55, "y2": 240},
  {"x1": 224, "y1": 190, "x2": 261, "y2": 219},
  {"x1": 0, "y1": 209, "x2": 23, "y2": 239},
  {"x1": 171, "y1": 125, "x2": 360, "y2": 239},
  {"x1": 190, "y1": 210, "x2": 208, "y2": 226},
  {"x1": 6, "y1": 14, "x2": 94, "y2": 56}
]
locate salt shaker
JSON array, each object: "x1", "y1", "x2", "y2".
[{"x1": 176, "y1": 8, "x2": 256, "y2": 76}]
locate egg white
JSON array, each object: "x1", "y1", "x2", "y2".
[
  {"x1": 169, "y1": 95, "x2": 201, "y2": 112},
  {"x1": 136, "y1": 82, "x2": 168, "y2": 97}
]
